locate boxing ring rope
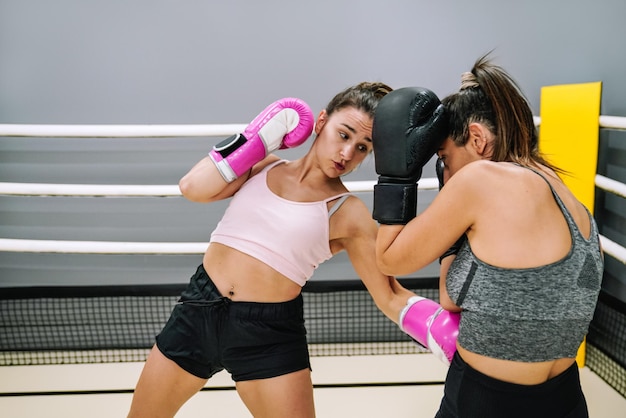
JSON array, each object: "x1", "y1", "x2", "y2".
[
  {"x1": 0, "y1": 118, "x2": 625, "y2": 266},
  {"x1": 0, "y1": 124, "x2": 249, "y2": 138},
  {"x1": 0, "y1": 179, "x2": 438, "y2": 197}
]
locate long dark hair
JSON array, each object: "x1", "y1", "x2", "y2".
[{"x1": 442, "y1": 53, "x2": 562, "y2": 173}]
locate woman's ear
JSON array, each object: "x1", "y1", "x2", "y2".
[
  {"x1": 468, "y1": 123, "x2": 489, "y2": 155},
  {"x1": 314, "y1": 110, "x2": 327, "y2": 135}
]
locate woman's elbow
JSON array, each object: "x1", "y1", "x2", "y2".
[
  {"x1": 178, "y1": 176, "x2": 206, "y2": 202},
  {"x1": 375, "y1": 254, "x2": 394, "y2": 276},
  {"x1": 376, "y1": 252, "x2": 414, "y2": 277},
  {"x1": 178, "y1": 176, "x2": 194, "y2": 199}
]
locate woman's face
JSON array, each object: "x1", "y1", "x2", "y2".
[
  {"x1": 437, "y1": 136, "x2": 480, "y2": 181},
  {"x1": 314, "y1": 107, "x2": 373, "y2": 177}
]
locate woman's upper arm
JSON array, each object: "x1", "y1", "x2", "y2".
[
  {"x1": 331, "y1": 199, "x2": 413, "y2": 320},
  {"x1": 179, "y1": 155, "x2": 278, "y2": 203},
  {"x1": 376, "y1": 167, "x2": 480, "y2": 276}
]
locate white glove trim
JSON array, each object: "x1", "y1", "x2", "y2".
[
  {"x1": 427, "y1": 307, "x2": 451, "y2": 365},
  {"x1": 208, "y1": 152, "x2": 237, "y2": 183},
  {"x1": 258, "y1": 108, "x2": 300, "y2": 153},
  {"x1": 398, "y1": 295, "x2": 425, "y2": 331}
]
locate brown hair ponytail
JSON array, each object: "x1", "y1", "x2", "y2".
[{"x1": 443, "y1": 53, "x2": 561, "y2": 172}]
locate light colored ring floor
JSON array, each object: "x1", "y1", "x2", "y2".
[{"x1": 1, "y1": 353, "x2": 624, "y2": 417}]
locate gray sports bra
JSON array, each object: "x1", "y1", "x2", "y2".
[{"x1": 446, "y1": 165, "x2": 603, "y2": 362}]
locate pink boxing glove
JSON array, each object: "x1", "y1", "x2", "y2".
[
  {"x1": 399, "y1": 296, "x2": 460, "y2": 365},
  {"x1": 209, "y1": 97, "x2": 314, "y2": 182}
]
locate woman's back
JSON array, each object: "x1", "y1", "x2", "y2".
[
  {"x1": 463, "y1": 161, "x2": 590, "y2": 269},
  {"x1": 447, "y1": 160, "x2": 603, "y2": 384}
]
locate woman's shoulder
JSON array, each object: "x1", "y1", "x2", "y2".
[
  {"x1": 443, "y1": 161, "x2": 527, "y2": 210},
  {"x1": 249, "y1": 155, "x2": 284, "y2": 177},
  {"x1": 446, "y1": 160, "x2": 496, "y2": 191},
  {"x1": 460, "y1": 159, "x2": 506, "y2": 174},
  {"x1": 329, "y1": 194, "x2": 374, "y2": 236},
  {"x1": 331, "y1": 194, "x2": 365, "y2": 216},
  {"x1": 452, "y1": 160, "x2": 523, "y2": 186}
]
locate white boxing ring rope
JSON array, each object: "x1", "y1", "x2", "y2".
[
  {"x1": 0, "y1": 118, "x2": 625, "y2": 265},
  {"x1": 0, "y1": 179, "x2": 438, "y2": 198},
  {"x1": 0, "y1": 124, "x2": 249, "y2": 138}
]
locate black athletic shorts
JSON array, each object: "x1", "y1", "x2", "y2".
[
  {"x1": 435, "y1": 351, "x2": 588, "y2": 418},
  {"x1": 156, "y1": 264, "x2": 310, "y2": 381}
]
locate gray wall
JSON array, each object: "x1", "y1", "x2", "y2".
[{"x1": 1, "y1": 0, "x2": 626, "y2": 288}]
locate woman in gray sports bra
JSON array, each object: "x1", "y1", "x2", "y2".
[{"x1": 375, "y1": 54, "x2": 603, "y2": 417}]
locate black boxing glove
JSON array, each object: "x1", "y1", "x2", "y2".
[
  {"x1": 372, "y1": 87, "x2": 448, "y2": 224},
  {"x1": 436, "y1": 156, "x2": 445, "y2": 190}
]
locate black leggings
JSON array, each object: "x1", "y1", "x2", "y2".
[{"x1": 435, "y1": 352, "x2": 588, "y2": 418}]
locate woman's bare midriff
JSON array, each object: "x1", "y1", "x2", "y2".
[
  {"x1": 457, "y1": 345, "x2": 577, "y2": 385},
  {"x1": 203, "y1": 242, "x2": 303, "y2": 303}
]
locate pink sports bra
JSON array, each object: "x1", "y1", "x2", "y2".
[{"x1": 209, "y1": 160, "x2": 350, "y2": 286}]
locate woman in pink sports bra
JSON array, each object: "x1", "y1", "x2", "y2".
[{"x1": 127, "y1": 82, "x2": 440, "y2": 418}]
